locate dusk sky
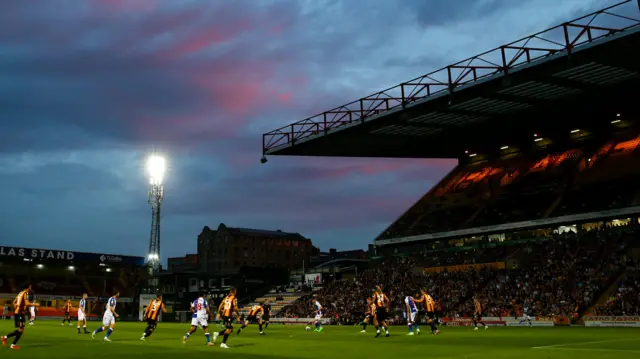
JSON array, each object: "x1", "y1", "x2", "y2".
[{"x1": 0, "y1": 0, "x2": 614, "y2": 262}]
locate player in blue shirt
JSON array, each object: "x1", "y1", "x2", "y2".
[
  {"x1": 77, "y1": 293, "x2": 89, "y2": 334},
  {"x1": 404, "y1": 292, "x2": 420, "y2": 335},
  {"x1": 92, "y1": 291, "x2": 119, "y2": 342}
]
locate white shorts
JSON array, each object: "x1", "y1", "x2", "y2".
[
  {"x1": 314, "y1": 314, "x2": 322, "y2": 322},
  {"x1": 522, "y1": 314, "x2": 531, "y2": 320},
  {"x1": 102, "y1": 314, "x2": 115, "y2": 326},
  {"x1": 408, "y1": 311, "x2": 418, "y2": 322},
  {"x1": 78, "y1": 312, "x2": 86, "y2": 321},
  {"x1": 190, "y1": 316, "x2": 208, "y2": 328},
  {"x1": 30, "y1": 307, "x2": 36, "y2": 316}
]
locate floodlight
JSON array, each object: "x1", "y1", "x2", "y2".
[
  {"x1": 146, "y1": 152, "x2": 165, "y2": 274},
  {"x1": 147, "y1": 155, "x2": 166, "y2": 185}
]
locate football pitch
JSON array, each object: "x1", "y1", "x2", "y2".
[{"x1": 0, "y1": 321, "x2": 639, "y2": 358}]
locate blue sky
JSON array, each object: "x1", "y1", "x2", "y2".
[{"x1": 0, "y1": 0, "x2": 612, "y2": 261}]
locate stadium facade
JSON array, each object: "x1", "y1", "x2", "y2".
[{"x1": 0, "y1": 244, "x2": 146, "y2": 320}]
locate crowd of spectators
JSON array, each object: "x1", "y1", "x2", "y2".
[
  {"x1": 590, "y1": 258, "x2": 640, "y2": 316},
  {"x1": 469, "y1": 226, "x2": 633, "y2": 318},
  {"x1": 280, "y1": 223, "x2": 638, "y2": 324}
]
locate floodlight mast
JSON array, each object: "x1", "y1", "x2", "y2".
[{"x1": 146, "y1": 155, "x2": 165, "y2": 274}]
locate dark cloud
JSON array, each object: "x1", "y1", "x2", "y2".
[
  {"x1": 402, "y1": 0, "x2": 515, "y2": 27},
  {"x1": 0, "y1": 0, "x2": 610, "y2": 261},
  {"x1": 0, "y1": 162, "x2": 122, "y2": 194}
]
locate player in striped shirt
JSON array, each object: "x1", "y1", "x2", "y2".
[
  {"x1": 141, "y1": 294, "x2": 166, "y2": 341},
  {"x1": 2, "y1": 284, "x2": 38, "y2": 350},
  {"x1": 237, "y1": 303, "x2": 265, "y2": 335},
  {"x1": 77, "y1": 293, "x2": 90, "y2": 334},
  {"x1": 62, "y1": 299, "x2": 73, "y2": 326},
  {"x1": 419, "y1": 289, "x2": 440, "y2": 335}
]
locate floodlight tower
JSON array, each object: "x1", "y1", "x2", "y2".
[{"x1": 146, "y1": 154, "x2": 165, "y2": 274}]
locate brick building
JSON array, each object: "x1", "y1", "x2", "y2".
[{"x1": 197, "y1": 223, "x2": 313, "y2": 274}]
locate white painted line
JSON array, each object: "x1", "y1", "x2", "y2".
[
  {"x1": 532, "y1": 337, "x2": 640, "y2": 349},
  {"x1": 539, "y1": 348, "x2": 640, "y2": 353}
]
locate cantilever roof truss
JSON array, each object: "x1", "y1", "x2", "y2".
[{"x1": 261, "y1": 0, "x2": 640, "y2": 159}]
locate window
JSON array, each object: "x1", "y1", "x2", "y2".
[{"x1": 189, "y1": 278, "x2": 196, "y2": 286}]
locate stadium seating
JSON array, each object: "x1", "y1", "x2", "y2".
[
  {"x1": 240, "y1": 293, "x2": 304, "y2": 316},
  {"x1": 283, "y1": 224, "x2": 638, "y2": 323},
  {"x1": 378, "y1": 135, "x2": 640, "y2": 240}
]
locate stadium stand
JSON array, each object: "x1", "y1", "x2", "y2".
[
  {"x1": 280, "y1": 223, "x2": 638, "y2": 324},
  {"x1": 257, "y1": 0, "x2": 640, "y2": 329},
  {"x1": 376, "y1": 134, "x2": 640, "y2": 240}
]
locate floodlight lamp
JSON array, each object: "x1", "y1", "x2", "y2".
[{"x1": 147, "y1": 155, "x2": 166, "y2": 184}]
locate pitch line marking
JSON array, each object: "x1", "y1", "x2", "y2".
[
  {"x1": 538, "y1": 347, "x2": 640, "y2": 353},
  {"x1": 532, "y1": 337, "x2": 640, "y2": 349}
]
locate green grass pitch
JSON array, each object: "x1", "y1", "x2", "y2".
[{"x1": 0, "y1": 320, "x2": 639, "y2": 358}]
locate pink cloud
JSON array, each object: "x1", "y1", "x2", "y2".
[{"x1": 92, "y1": 0, "x2": 158, "y2": 13}]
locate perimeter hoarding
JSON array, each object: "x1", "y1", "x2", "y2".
[
  {"x1": 444, "y1": 316, "x2": 557, "y2": 327},
  {"x1": 584, "y1": 316, "x2": 640, "y2": 327},
  {"x1": 0, "y1": 246, "x2": 144, "y2": 266}
]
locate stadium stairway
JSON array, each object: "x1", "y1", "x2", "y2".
[
  {"x1": 240, "y1": 292, "x2": 306, "y2": 316},
  {"x1": 81, "y1": 279, "x2": 94, "y2": 296},
  {"x1": 588, "y1": 268, "x2": 627, "y2": 312},
  {"x1": 543, "y1": 192, "x2": 564, "y2": 218},
  {"x1": 579, "y1": 238, "x2": 635, "y2": 319},
  {"x1": 463, "y1": 205, "x2": 484, "y2": 227}
]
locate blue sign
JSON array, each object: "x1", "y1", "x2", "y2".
[{"x1": 0, "y1": 246, "x2": 144, "y2": 266}]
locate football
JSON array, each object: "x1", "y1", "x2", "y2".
[{"x1": 305, "y1": 326, "x2": 311, "y2": 331}]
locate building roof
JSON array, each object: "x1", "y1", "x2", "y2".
[
  {"x1": 218, "y1": 223, "x2": 309, "y2": 240},
  {"x1": 262, "y1": 1, "x2": 640, "y2": 159}
]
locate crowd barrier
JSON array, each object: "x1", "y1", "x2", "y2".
[
  {"x1": 444, "y1": 316, "x2": 561, "y2": 327},
  {"x1": 270, "y1": 317, "x2": 331, "y2": 325},
  {"x1": 583, "y1": 316, "x2": 640, "y2": 327},
  {"x1": 1, "y1": 307, "x2": 98, "y2": 318},
  {"x1": 424, "y1": 262, "x2": 505, "y2": 274}
]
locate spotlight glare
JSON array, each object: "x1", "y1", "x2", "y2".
[
  {"x1": 147, "y1": 155, "x2": 166, "y2": 185},
  {"x1": 611, "y1": 119, "x2": 621, "y2": 124},
  {"x1": 500, "y1": 146, "x2": 509, "y2": 150},
  {"x1": 570, "y1": 129, "x2": 580, "y2": 134},
  {"x1": 534, "y1": 137, "x2": 543, "y2": 142}
]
